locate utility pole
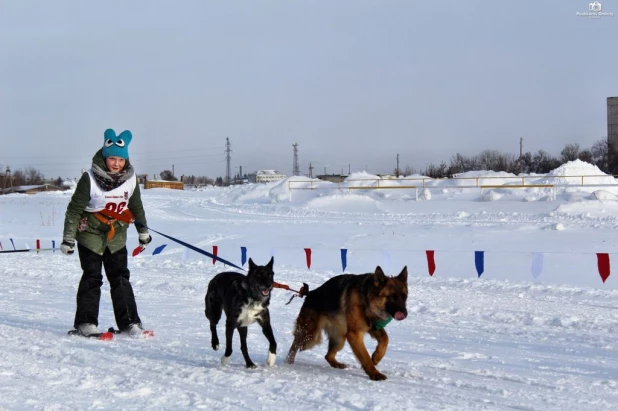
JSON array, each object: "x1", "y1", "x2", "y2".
[
  {"x1": 519, "y1": 137, "x2": 523, "y2": 175},
  {"x1": 225, "y1": 137, "x2": 232, "y2": 185},
  {"x1": 396, "y1": 153, "x2": 400, "y2": 177},
  {"x1": 292, "y1": 143, "x2": 300, "y2": 176},
  {"x1": 172, "y1": 164, "x2": 175, "y2": 177},
  {"x1": 3, "y1": 166, "x2": 13, "y2": 194},
  {"x1": 308, "y1": 162, "x2": 313, "y2": 178}
]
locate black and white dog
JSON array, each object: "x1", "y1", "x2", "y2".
[{"x1": 205, "y1": 257, "x2": 277, "y2": 368}]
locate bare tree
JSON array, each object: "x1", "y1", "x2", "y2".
[
  {"x1": 532, "y1": 150, "x2": 561, "y2": 173},
  {"x1": 24, "y1": 167, "x2": 45, "y2": 185},
  {"x1": 403, "y1": 165, "x2": 415, "y2": 176},
  {"x1": 591, "y1": 138, "x2": 608, "y2": 172},
  {"x1": 560, "y1": 143, "x2": 580, "y2": 163},
  {"x1": 12, "y1": 169, "x2": 26, "y2": 186},
  {"x1": 159, "y1": 170, "x2": 178, "y2": 181}
]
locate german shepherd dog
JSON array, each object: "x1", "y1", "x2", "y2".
[
  {"x1": 205, "y1": 257, "x2": 277, "y2": 368},
  {"x1": 286, "y1": 266, "x2": 408, "y2": 380}
]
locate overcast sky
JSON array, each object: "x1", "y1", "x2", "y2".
[{"x1": 1, "y1": 0, "x2": 617, "y2": 180}]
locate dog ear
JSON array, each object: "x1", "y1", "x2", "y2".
[
  {"x1": 248, "y1": 258, "x2": 255, "y2": 270},
  {"x1": 267, "y1": 256, "x2": 274, "y2": 271},
  {"x1": 374, "y1": 266, "x2": 387, "y2": 287},
  {"x1": 397, "y1": 266, "x2": 408, "y2": 283}
]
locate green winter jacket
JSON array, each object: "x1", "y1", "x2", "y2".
[{"x1": 62, "y1": 150, "x2": 148, "y2": 255}]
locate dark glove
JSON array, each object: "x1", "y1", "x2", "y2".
[
  {"x1": 138, "y1": 233, "x2": 152, "y2": 248},
  {"x1": 61, "y1": 240, "x2": 75, "y2": 255}
]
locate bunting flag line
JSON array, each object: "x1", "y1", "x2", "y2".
[
  {"x1": 0, "y1": 248, "x2": 57, "y2": 254},
  {"x1": 341, "y1": 248, "x2": 347, "y2": 272},
  {"x1": 597, "y1": 253, "x2": 610, "y2": 283},
  {"x1": 10, "y1": 238, "x2": 15, "y2": 250},
  {"x1": 531, "y1": 252, "x2": 543, "y2": 280},
  {"x1": 304, "y1": 248, "x2": 312, "y2": 269},
  {"x1": 475, "y1": 251, "x2": 485, "y2": 278},
  {"x1": 152, "y1": 244, "x2": 167, "y2": 255},
  {"x1": 241, "y1": 247, "x2": 247, "y2": 266},
  {"x1": 426, "y1": 250, "x2": 436, "y2": 276},
  {"x1": 212, "y1": 245, "x2": 218, "y2": 265}
]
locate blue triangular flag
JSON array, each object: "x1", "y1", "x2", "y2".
[
  {"x1": 10, "y1": 238, "x2": 15, "y2": 250},
  {"x1": 152, "y1": 244, "x2": 167, "y2": 255},
  {"x1": 531, "y1": 252, "x2": 543, "y2": 280},
  {"x1": 241, "y1": 247, "x2": 247, "y2": 266},
  {"x1": 52, "y1": 240, "x2": 56, "y2": 252},
  {"x1": 341, "y1": 248, "x2": 347, "y2": 272},
  {"x1": 475, "y1": 251, "x2": 484, "y2": 278}
]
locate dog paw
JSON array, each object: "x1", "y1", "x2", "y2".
[
  {"x1": 212, "y1": 344, "x2": 220, "y2": 351},
  {"x1": 267, "y1": 352, "x2": 276, "y2": 367},
  {"x1": 246, "y1": 363, "x2": 257, "y2": 369},
  {"x1": 221, "y1": 355, "x2": 231, "y2": 366},
  {"x1": 369, "y1": 371, "x2": 387, "y2": 381}
]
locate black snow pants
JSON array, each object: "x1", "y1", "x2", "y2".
[{"x1": 73, "y1": 244, "x2": 142, "y2": 330}]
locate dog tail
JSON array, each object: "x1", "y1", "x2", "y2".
[{"x1": 204, "y1": 279, "x2": 223, "y2": 323}]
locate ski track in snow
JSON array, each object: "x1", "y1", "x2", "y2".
[{"x1": 2, "y1": 181, "x2": 618, "y2": 410}]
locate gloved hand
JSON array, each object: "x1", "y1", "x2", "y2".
[
  {"x1": 138, "y1": 233, "x2": 152, "y2": 249},
  {"x1": 61, "y1": 240, "x2": 75, "y2": 255}
]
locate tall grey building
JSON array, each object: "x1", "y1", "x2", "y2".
[{"x1": 609, "y1": 97, "x2": 618, "y2": 175}]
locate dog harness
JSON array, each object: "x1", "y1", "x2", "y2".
[{"x1": 93, "y1": 208, "x2": 135, "y2": 241}]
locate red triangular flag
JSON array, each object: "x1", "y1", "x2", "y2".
[
  {"x1": 212, "y1": 245, "x2": 218, "y2": 265},
  {"x1": 36, "y1": 239, "x2": 41, "y2": 254},
  {"x1": 597, "y1": 253, "x2": 610, "y2": 283},
  {"x1": 426, "y1": 250, "x2": 436, "y2": 276},
  {"x1": 304, "y1": 248, "x2": 312, "y2": 269},
  {"x1": 132, "y1": 245, "x2": 144, "y2": 257}
]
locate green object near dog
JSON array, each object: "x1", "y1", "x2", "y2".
[{"x1": 373, "y1": 316, "x2": 393, "y2": 331}]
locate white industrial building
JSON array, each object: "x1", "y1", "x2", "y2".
[{"x1": 248, "y1": 170, "x2": 287, "y2": 183}]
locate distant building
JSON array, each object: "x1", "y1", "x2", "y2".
[
  {"x1": 1, "y1": 184, "x2": 57, "y2": 195},
  {"x1": 248, "y1": 170, "x2": 287, "y2": 183}
]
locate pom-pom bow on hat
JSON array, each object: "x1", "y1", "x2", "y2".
[{"x1": 102, "y1": 129, "x2": 132, "y2": 159}]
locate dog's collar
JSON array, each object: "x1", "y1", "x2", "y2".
[{"x1": 372, "y1": 316, "x2": 393, "y2": 331}]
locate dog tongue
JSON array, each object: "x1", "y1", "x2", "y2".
[
  {"x1": 261, "y1": 289, "x2": 270, "y2": 296},
  {"x1": 394, "y1": 312, "x2": 406, "y2": 321}
]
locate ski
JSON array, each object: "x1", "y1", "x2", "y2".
[
  {"x1": 107, "y1": 327, "x2": 155, "y2": 339},
  {"x1": 67, "y1": 329, "x2": 114, "y2": 341}
]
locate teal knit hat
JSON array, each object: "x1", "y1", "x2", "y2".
[{"x1": 102, "y1": 129, "x2": 132, "y2": 159}]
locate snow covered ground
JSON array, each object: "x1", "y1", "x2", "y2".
[{"x1": 1, "y1": 160, "x2": 618, "y2": 410}]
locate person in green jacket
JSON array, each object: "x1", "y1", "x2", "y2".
[{"x1": 61, "y1": 128, "x2": 152, "y2": 338}]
